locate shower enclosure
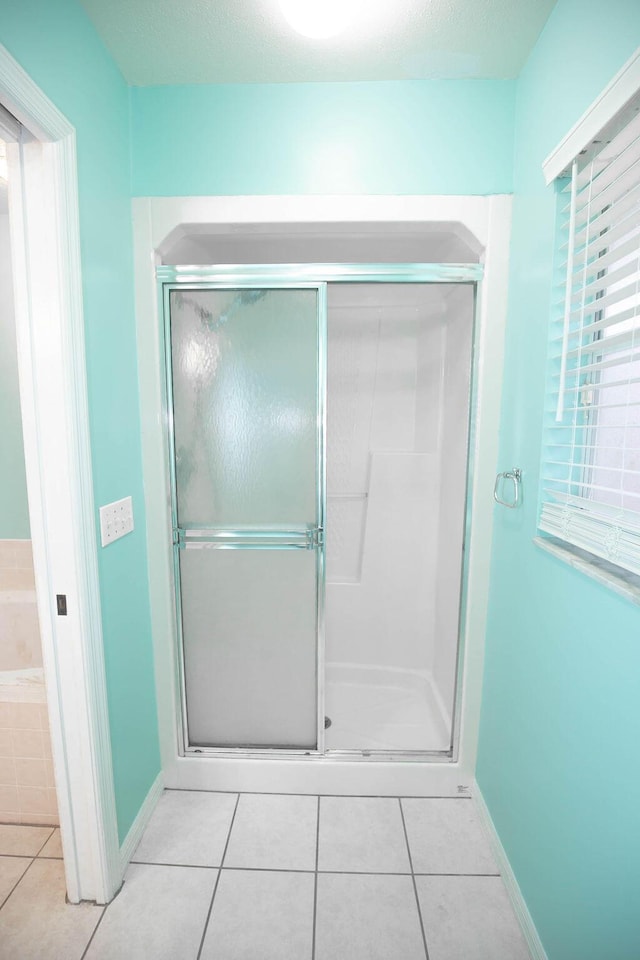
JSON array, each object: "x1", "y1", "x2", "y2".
[{"x1": 160, "y1": 264, "x2": 476, "y2": 759}]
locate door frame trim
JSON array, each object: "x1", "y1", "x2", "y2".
[{"x1": 0, "y1": 43, "x2": 121, "y2": 901}]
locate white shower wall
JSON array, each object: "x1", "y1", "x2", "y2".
[{"x1": 325, "y1": 283, "x2": 473, "y2": 751}]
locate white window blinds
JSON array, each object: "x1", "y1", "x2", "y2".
[{"x1": 540, "y1": 100, "x2": 640, "y2": 575}]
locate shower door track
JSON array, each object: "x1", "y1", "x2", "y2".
[
  {"x1": 159, "y1": 261, "x2": 484, "y2": 763},
  {"x1": 158, "y1": 263, "x2": 483, "y2": 285}
]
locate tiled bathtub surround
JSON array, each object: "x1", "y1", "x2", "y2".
[
  {"x1": 0, "y1": 541, "x2": 35, "y2": 592},
  {"x1": 0, "y1": 700, "x2": 58, "y2": 826},
  {"x1": 0, "y1": 541, "x2": 58, "y2": 826},
  {"x1": 0, "y1": 541, "x2": 39, "y2": 671}
]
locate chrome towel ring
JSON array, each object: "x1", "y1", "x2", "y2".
[{"x1": 494, "y1": 468, "x2": 522, "y2": 508}]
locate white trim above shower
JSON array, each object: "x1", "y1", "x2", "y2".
[{"x1": 133, "y1": 195, "x2": 512, "y2": 796}]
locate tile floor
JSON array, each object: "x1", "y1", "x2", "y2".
[{"x1": 0, "y1": 791, "x2": 532, "y2": 959}]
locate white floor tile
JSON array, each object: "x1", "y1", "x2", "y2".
[
  {"x1": 416, "y1": 875, "x2": 531, "y2": 960},
  {"x1": 132, "y1": 790, "x2": 237, "y2": 866},
  {"x1": 224, "y1": 794, "x2": 318, "y2": 871},
  {"x1": 85, "y1": 863, "x2": 216, "y2": 960},
  {"x1": 0, "y1": 858, "x2": 102, "y2": 960},
  {"x1": 0, "y1": 823, "x2": 53, "y2": 857},
  {"x1": 0, "y1": 856, "x2": 31, "y2": 908},
  {"x1": 318, "y1": 797, "x2": 410, "y2": 873},
  {"x1": 401, "y1": 799, "x2": 499, "y2": 874},
  {"x1": 38, "y1": 827, "x2": 63, "y2": 859},
  {"x1": 200, "y1": 869, "x2": 315, "y2": 960},
  {"x1": 315, "y1": 872, "x2": 426, "y2": 960}
]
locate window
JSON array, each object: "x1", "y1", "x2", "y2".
[{"x1": 540, "y1": 98, "x2": 640, "y2": 576}]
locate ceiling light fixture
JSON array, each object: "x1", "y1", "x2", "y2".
[{"x1": 278, "y1": 0, "x2": 364, "y2": 39}]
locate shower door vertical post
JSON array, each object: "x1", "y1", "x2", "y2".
[
  {"x1": 316, "y1": 282, "x2": 327, "y2": 756},
  {"x1": 162, "y1": 279, "x2": 326, "y2": 754}
]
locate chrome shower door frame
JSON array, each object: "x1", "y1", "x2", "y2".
[
  {"x1": 158, "y1": 262, "x2": 483, "y2": 762},
  {"x1": 161, "y1": 276, "x2": 327, "y2": 757}
]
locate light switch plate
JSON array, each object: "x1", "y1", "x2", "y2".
[{"x1": 99, "y1": 496, "x2": 134, "y2": 547}]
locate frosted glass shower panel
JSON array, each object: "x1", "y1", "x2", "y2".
[
  {"x1": 180, "y1": 548, "x2": 318, "y2": 748},
  {"x1": 169, "y1": 288, "x2": 319, "y2": 528}
]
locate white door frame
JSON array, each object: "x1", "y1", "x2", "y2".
[
  {"x1": 0, "y1": 44, "x2": 121, "y2": 903},
  {"x1": 133, "y1": 194, "x2": 512, "y2": 796}
]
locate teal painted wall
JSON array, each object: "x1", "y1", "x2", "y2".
[
  {"x1": 477, "y1": 3, "x2": 640, "y2": 959},
  {"x1": 0, "y1": 214, "x2": 30, "y2": 539},
  {"x1": 1, "y1": 0, "x2": 160, "y2": 842},
  {"x1": 131, "y1": 79, "x2": 515, "y2": 196}
]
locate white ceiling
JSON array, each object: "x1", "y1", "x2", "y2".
[{"x1": 79, "y1": 0, "x2": 556, "y2": 86}]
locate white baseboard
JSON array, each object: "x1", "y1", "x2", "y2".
[
  {"x1": 473, "y1": 783, "x2": 548, "y2": 960},
  {"x1": 119, "y1": 772, "x2": 164, "y2": 872}
]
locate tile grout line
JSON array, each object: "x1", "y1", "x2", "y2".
[
  {"x1": 79, "y1": 904, "x2": 107, "y2": 960},
  {"x1": 399, "y1": 798, "x2": 431, "y2": 960},
  {"x1": 0, "y1": 851, "x2": 55, "y2": 860},
  {"x1": 196, "y1": 792, "x2": 240, "y2": 960},
  {"x1": 0, "y1": 855, "x2": 34, "y2": 913},
  {"x1": 311, "y1": 795, "x2": 320, "y2": 960},
  {"x1": 34, "y1": 826, "x2": 56, "y2": 857}
]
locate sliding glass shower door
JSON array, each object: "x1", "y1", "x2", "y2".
[{"x1": 166, "y1": 285, "x2": 325, "y2": 750}]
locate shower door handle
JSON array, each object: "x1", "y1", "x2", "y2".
[{"x1": 173, "y1": 526, "x2": 323, "y2": 550}]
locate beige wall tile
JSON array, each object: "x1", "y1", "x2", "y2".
[
  {"x1": 12, "y1": 541, "x2": 33, "y2": 566},
  {"x1": 25, "y1": 813, "x2": 59, "y2": 827},
  {"x1": 38, "y1": 704, "x2": 50, "y2": 731},
  {"x1": 42, "y1": 732, "x2": 52, "y2": 759},
  {"x1": 11, "y1": 730, "x2": 44, "y2": 759},
  {"x1": 44, "y1": 759, "x2": 55, "y2": 790},
  {"x1": 0, "y1": 541, "x2": 16, "y2": 567},
  {"x1": 10, "y1": 703, "x2": 41, "y2": 730},
  {"x1": 0, "y1": 757, "x2": 16, "y2": 786},
  {"x1": 0, "y1": 596, "x2": 41, "y2": 666},
  {"x1": 0, "y1": 783, "x2": 19, "y2": 814},
  {"x1": 1, "y1": 812, "x2": 21, "y2": 824},
  {"x1": 0, "y1": 703, "x2": 11, "y2": 728},
  {"x1": 15, "y1": 758, "x2": 47, "y2": 789},
  {"x1": 0, "y1": 567, "x2": 36, "y2": 590},
  {"x1": 0, "y1": 729, "x2": 12, "y2": 757},
  {"x1": 18, "y1": 785, "x2": 49, "y2": 816}
]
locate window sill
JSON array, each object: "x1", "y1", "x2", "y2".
[{"x1": 533, "y1": 536, "x2": 640, "y2": 607}]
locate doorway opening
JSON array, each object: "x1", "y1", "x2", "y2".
[
  {"x1": 0, "y1": 132, "x2": 60, "y2": 834},
  {"x1": 0, "y1": 47, "x2": 121, "y2": 902}
]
